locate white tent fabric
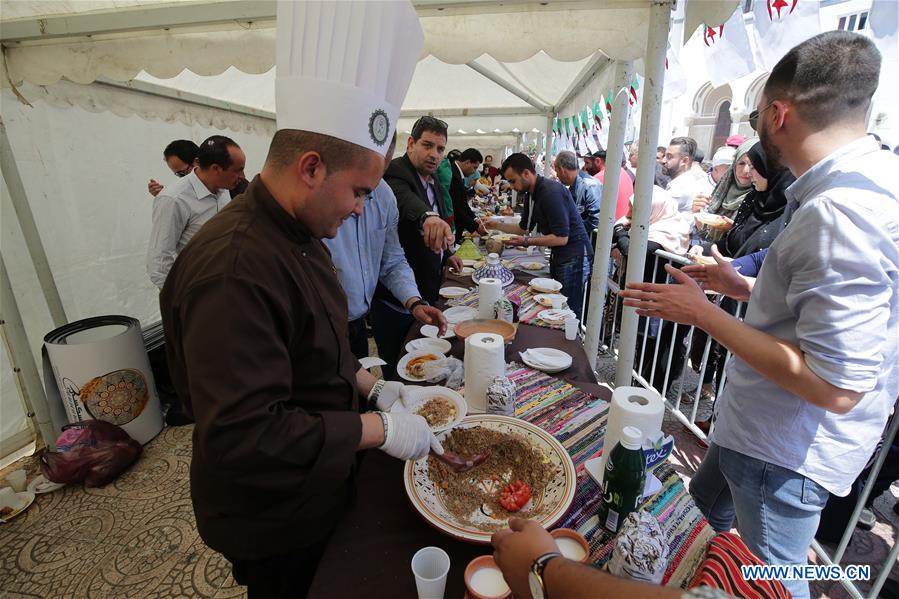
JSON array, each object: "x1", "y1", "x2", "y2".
[{"x1": 0, "y1": 0, "x2": 739, "y2": 460}]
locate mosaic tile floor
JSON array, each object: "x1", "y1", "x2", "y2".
[{"x1": 0, "y1": 426, "x2": 244, "y2": 598}]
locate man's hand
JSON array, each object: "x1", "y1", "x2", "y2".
[
  {"x1": 691, "y1": 194, "x2": 711, "y2": 213},
  {"x1": 412, "y1": 303, "x2": 448, "y2": 336},
  {"x1": 148, "y1": 179, "x2": 164, "y2": 197},
  {"x1": 423, "y1": 216, "x2": 453, "y2": 253},
  {"x1": 505, "y1": 235, "x2": 526, "y2": 246},
  {"x1": 611, "y1": 247, "x2": 623, "y2": 267},
  {"x1": 476, "y1": 219, "x2": 490, "y2": 236},
  {"x1": 682, "y1": 245, "x2": 753, "y2": 301},
  {"x1": 379, "y1": 413, "x2": 443, "y2": 461},
  {"x1": 492, "y1": 518, "x2": 559, "y2": 599},
  {"x1": 446, "y1": 255, "x2": 464, "y2": 275},
  {"x1": 373, "y1": 381, "x2": 413, "y2": 412},
  {"x1": 619, "y1": 264, "x2": 709, "y2": 326}
]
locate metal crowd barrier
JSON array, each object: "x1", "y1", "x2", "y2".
[{"x1": 587, "y1": 247, "x2": 898, "y2": 598}]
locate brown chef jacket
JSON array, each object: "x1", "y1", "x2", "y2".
[{"x1": 160, "y1": 175, "x2": 363, "y2": 561}]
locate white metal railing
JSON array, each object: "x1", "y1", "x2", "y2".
[{"x1": 589, "y1": 247, "x2": 898, "y2": 598}]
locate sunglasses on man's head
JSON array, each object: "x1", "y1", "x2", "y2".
[
  {"x1": 749, "y1": 100, "x2": 776, "y2": 131},
  {"x1": 411, "y1": 115, "x2": 448, "y2": 138}
]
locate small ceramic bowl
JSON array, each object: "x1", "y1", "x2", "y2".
[
  {"x1": 550, "y1": 528, "x2": 591, "y2": 563},
  {"x1": 464, "y1": 555, "x2": 512, "y2": 599}
]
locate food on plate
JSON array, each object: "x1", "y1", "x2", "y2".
[
  {"x1": 521, "y1": 262, "x2": 543, "y2": 271},
  {"x1": 406, "y1": 354, "x2": 439, "y2": 378},
  {"x1": 426, "y1": 426, "x2": 555, "y2": 531},
  {"x1": 416, "y1": 397, "x2": 457, "y2": 429},
  {"x1": 499, "y1": 480, "x2": 532, "y2": 512},
  {"x1": 694, "y1": 213, "x2": 732, "y2": 228},
  {"x1": 0, "y1": 506, "x2": 13, "y2": 518}
]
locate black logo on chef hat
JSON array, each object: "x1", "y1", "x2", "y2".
[{"x1": 369, "y1": 109, "x2": 390, "y2": 146}]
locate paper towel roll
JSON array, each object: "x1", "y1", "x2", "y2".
[
  {"x1": 600, "y1": 386, "x2": 664, "y2": 474},
  {"x1": 463, "y1": 333, "x2": 506, "y2": 413},
  {"x1": 478, "y1": 278, "x2": 503, "y2": 320}
]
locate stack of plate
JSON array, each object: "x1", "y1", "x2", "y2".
[{"x1": 519, "y1": 348, "x2": 573, "y2": 373}]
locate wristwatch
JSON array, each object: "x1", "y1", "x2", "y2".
[
  {"x1": 528, "y1": 552, "x2": 562, "y2": 599},
  {"x1": 420, "y1": 211, "x2": 440, "y2": 226},
  {"x1": 523, "y1": 234, "x2": 530, "y2": 247},
  {"x1": 408, "y1": 299, "x2": 429, "y2": 313}
]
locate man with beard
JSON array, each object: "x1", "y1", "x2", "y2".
[
  {"x1": 160, "y1": 3, "x2": 443, "y2": 596},
  {"x1": 662, "y1": 136, "x2": 713, "y2": 216},
  {"x1": 620, "y1": 31, "x2": 898, "y2": 599}
]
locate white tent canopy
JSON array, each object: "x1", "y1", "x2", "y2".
[{"x1": 0, "y1": 0, "x2": 737, "y2": 460}]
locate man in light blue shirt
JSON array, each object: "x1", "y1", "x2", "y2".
[
  {"x1": 324, "y1": 135, "x2": 447, "y2": 359},
  {"x1": 620, "y1": 32, "x2": 898, "y2": 599}
]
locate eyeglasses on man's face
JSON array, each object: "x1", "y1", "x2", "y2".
[{"x1": 750, "y1": 100, "x2": 776, "y2": 131}]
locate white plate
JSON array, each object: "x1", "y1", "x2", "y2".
[
  {"x1": 443, "y1": 306, "x2": 478, "y2": 325},
  {"x1": 533, "y1": 293, "x2": 568, "y2": 308},
  {"x1": 529, "y1": 278, "x2": 563, "y2": 293},
  {"x1": 404, "y1": 414, "x2": 576, "y2": 544},
  {"x1": 520, "y1": 348, "x2": 573, "y2": 374},
  {"x1": 520, "y1": 262, "x2": 545, "y2": 271},
  {"x1": 461, "y1": 259, "x2": 478, "y2": 266},
  {"x1": 460, "y1": 267, "x2": 475, "y2": 275},
  {"x1": 421, "y1": 324, "x2": 455, "y2": 339},
  {"x1": 26, "y1": 475, "x2": 65, "y2": 495},
  {"x1": 439, "y1": 286, "x2": 470, "y2": 299},
  {"x1": 0, "y1": 491, "x2": 35, "y2": 522},
  {"x1": 397, "y1": 351, "x2": 445, "y2": 383},
  {"x1": 405, "y1": 337, "x2": 452, "y2": 355},
  {"x1": 539, "y1": 309, "x2": 576, "y2": 325},
  {"x1": 403, "y1": 386, "x2": 467, "y2": 433}
]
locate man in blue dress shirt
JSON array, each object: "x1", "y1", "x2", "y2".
[{"x1": 324, "y1": 134, "x2": 447, "y2": 360}]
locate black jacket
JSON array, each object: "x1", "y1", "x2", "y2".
[
  {"x1": 377, "y1": 154, "x2": 449, "y2": 304},
  {"x1": 449, "y1": 163, "x2": 479, "y2": 244}
]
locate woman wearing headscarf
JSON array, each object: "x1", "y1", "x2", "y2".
[
  {"x1": 694, "y1": 138, "x2": 756, "y2": 245},
  {"x1": 717, "y1": 141, "x2": 798, "y2": 259}
]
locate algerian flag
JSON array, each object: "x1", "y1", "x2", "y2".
[
  {"x1": 592, "y1": 100, "x2": 604, "y2": 130},
  {"x1": 629, "y1": 77, "x2": 640, "y2": 106},
  {"x1": 753, "y1": 0, "x2": 821, "y2": 70},
  {"x1": 605, "y1": 92, "x2": 613, "y2": 115},
  {"x1": 702, "y1": 8, "x2": 756, "y2": 88},
  {"x1": 581, "y1": 108, "x2": 598, "y2": 153}
]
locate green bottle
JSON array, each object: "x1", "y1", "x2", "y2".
[{"x1": 598, "y1": 426, "x2": 646, "y2": 533}]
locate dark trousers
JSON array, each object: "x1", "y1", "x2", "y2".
[
  {"x1": 227, "y1": 535, "x2": 330, "y2": 599},
  {"x1": 550, "y1": 254, "x2": 589, "y2": 321},
  {"x1": 347, "y1": 317, "x2": 369, "y2": 360},
  {"x1": 369, "y1": 299, "x2": 415, "y2": 381}
]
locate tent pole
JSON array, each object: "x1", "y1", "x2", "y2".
[
  {"x1": 0, "y1": 252, "x2": 56, "y2": 450},
  {"x1": 0, "y1": 116, "x2": 67, "y2": 328},
  {"x1": 543, "y1": 110, "x2": 554, "y2": 176},
  {"x1": 614, "y1": 0, "x2": 672, "y2": 388},
  {"x1": 584, "y1": 59, "x2": 634, "y2": 371}
]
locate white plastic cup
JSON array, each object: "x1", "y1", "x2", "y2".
[
  {"x1": 411, "y1": 546, "x2": 451, "y2": 599},
  {"x1": 0, "y1": 486, "x2": 17, "y2": 510},
  {"x1": 6, "y1": 469, "x2": 26, "y2": 492},
  {"x1": 550, "y1": 296, "x2": 563, "y2": 309},
  {"x1": 564, "y1": 317, "x2": 579, "y2": 341},
  {"x1": 526, "y1": 245, "x2": 536, "y2": 255}
]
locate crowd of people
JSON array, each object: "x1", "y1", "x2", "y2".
[{"x1": 146, "y1": 16, "x2": 897, "y2": 599}]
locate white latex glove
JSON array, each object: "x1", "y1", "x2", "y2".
[
  {"x1": 374, "y1": 381, "x2": 411, "y2": 412},
  {"x1": 380, "y1": 412, "x2": 444, "y2": 461}
]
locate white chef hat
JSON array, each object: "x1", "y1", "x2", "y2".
[
  {"x1": 712, "y1": 146, "x2": 736, "y2": 167},
  {"x1": 276, "y1": 0, "x2": 423, "y2": 155}
]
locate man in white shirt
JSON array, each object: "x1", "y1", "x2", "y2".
[
  {"x1": 663, "y1": 136, "x2": 713, "y2": 214},
  {"x1": 147, "y1": 135, "x2": 246, "y2": 288},
  {"x1": 621, "y1": 31, "x2": 898, "y2": 599}
]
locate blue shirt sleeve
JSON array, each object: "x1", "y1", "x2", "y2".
[
  {"x1": 731, "y1": 248, "x2": 768, "y2": 277},
  {"x1": 377, "y1": 184, "x2": 421, "y2": 304}
]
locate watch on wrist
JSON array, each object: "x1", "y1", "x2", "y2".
[
  {"x1": 420, "y1": 211, "x2": 440, "y2": 226},
  {"x1": 408, "y1": 299, "x2": 429, "y2": 313},
  {"x1": 524, "y1": 234, "x2": 530, "y2": 247},
  {"x1": 528, "y1": 552, "x2": 562, "y2": 599}
]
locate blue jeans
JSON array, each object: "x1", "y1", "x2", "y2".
[
  {"x1": 689, "y1": 443, "x2": 829, "y2": 599},
  {"x1": 550, "y1": 254, "x2": 590, "y2": 321}
]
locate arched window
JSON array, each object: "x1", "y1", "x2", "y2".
[{"x1": 712, "y1": 101, "x2": 732, "y2": 153}]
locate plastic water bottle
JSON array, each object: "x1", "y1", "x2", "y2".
[{"x1": 598, "y1": 426, "x2": 646, "y2": 533}]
